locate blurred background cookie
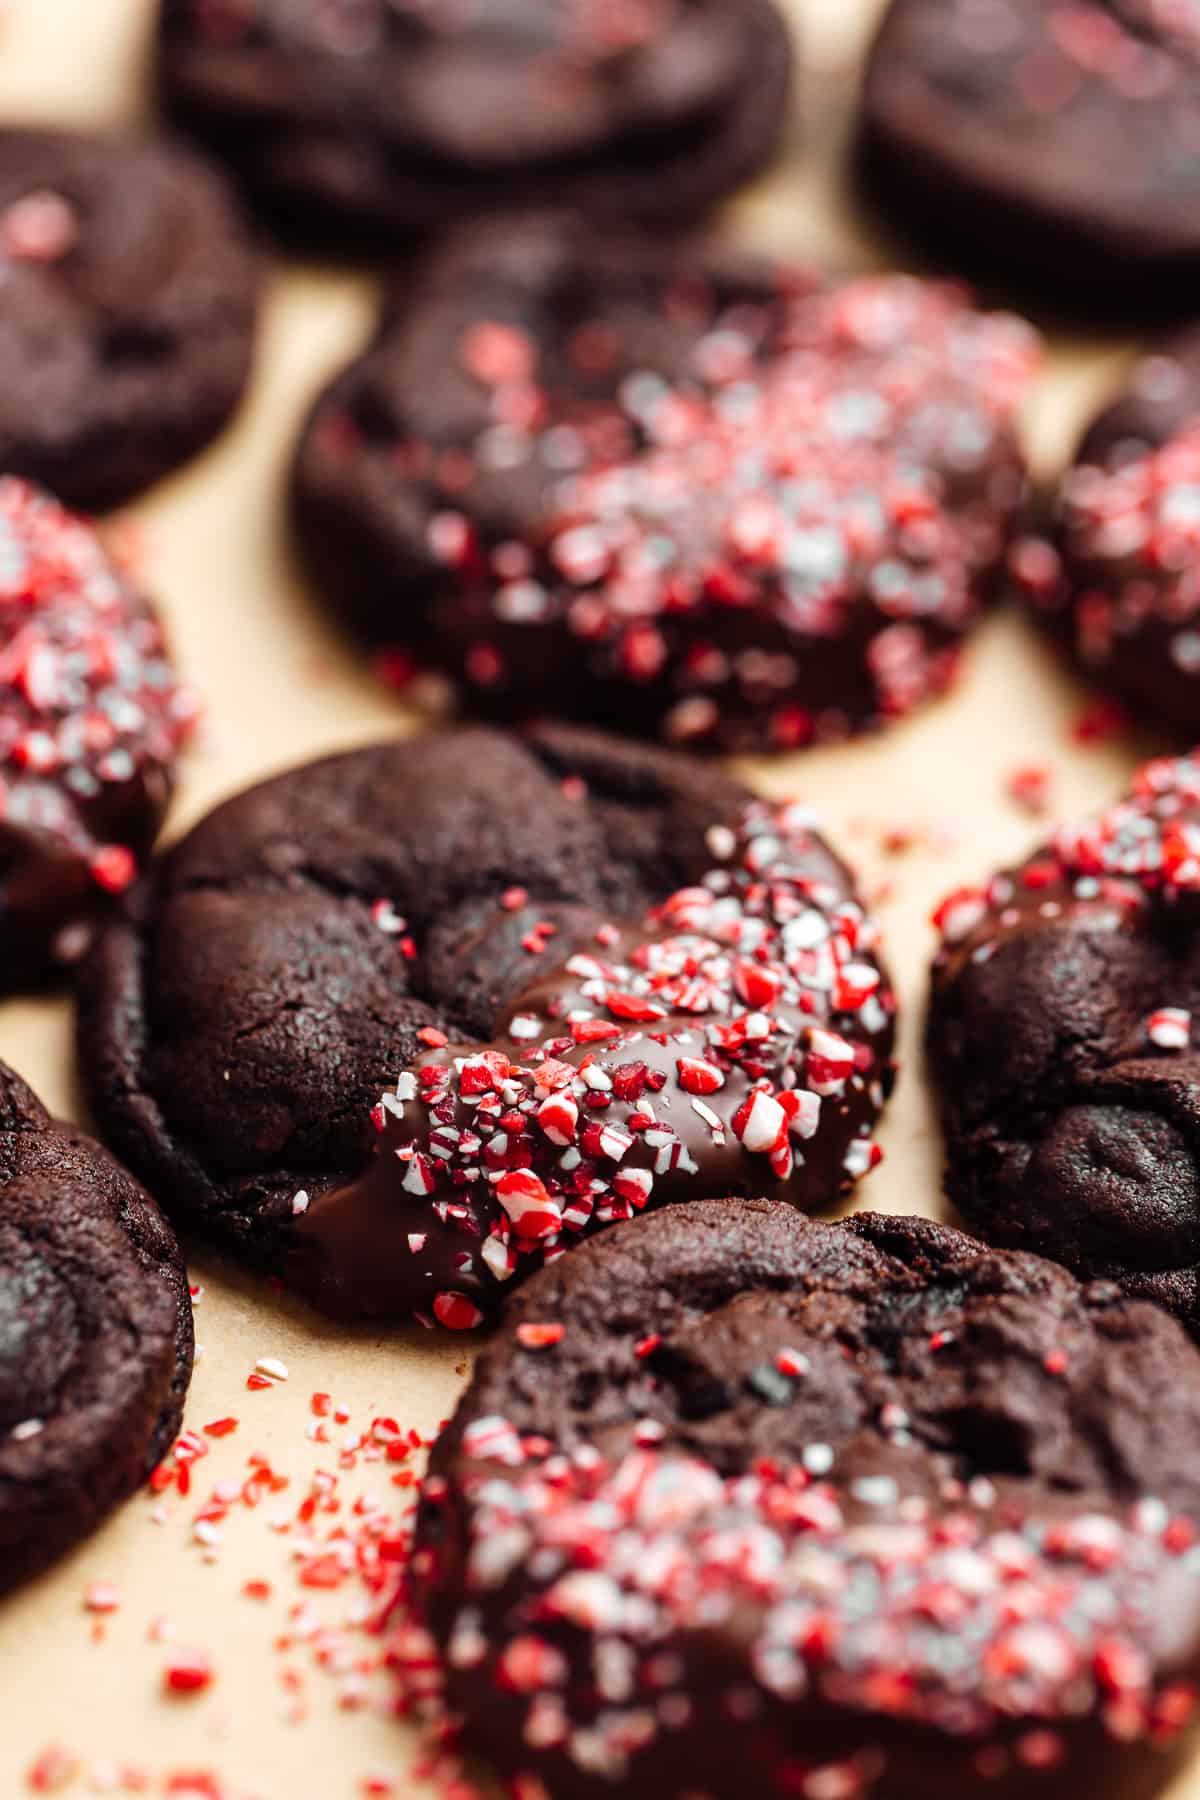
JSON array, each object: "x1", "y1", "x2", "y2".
[
  {"x1": 0, "y1": 478, "x2": 195, "y2": 992},
  {"x1": 156, "y1": 0, "x2": 795, "y2": 247},
  {"x1": 0, "y1": 127, "x2": 261, "y2": 511},
  {"x1": 293, "y1": 215, "x2": 1038, "y2": 752},
  {"x1": 860, "y1": 0, "x2": 1200, "y2": 312},
  {"x1": 0, "y1": 1058, "x2": 192, "y2": 1594}
]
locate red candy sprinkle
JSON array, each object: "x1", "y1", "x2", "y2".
[
  {"x1": 0, "y1": 478, "x2": 193, "y2": 914},
  {"x1": 934, "y1": 754, "x2": 1200, "y2": 966},
  {"x1": 89, "y1": 844, "x2": 137, "y2": 893},
  {"x1": 348, "y1": 800, "x2": 893, "y2": 1326},
  {"x1": 163, "y1": 1649, "x2": 214, "y2": 1695},
  {"x1": 515, "y1": 1322, "x2": 566, "y2": 1350},
  {"x1": 419, "y1": 1427, "x2": 1200, "y2": 1778},
  {"x1": 402, "y1": 271, "x2": 1041, "y2": 750},
  {"x1": 675, "y1": 1056, "x2": 725, "y2": 1095},
  {"x1": 432, "y1": 1292, "x2": 484, "y2": 1332}
]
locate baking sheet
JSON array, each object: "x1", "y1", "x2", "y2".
[{"x1": 0, "y1": 1, "x2": 1183, "y2": 1794}]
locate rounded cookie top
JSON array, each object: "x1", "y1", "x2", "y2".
[
  {"x1": 0, "y1": 478, "x2": 195, "y2": 992},
  {"x1": 860, "y1": 0, "x2": 1200, "y2": 308},
  {"x1": 929, "y1": 750, "x2": 1200, "y2": 1323},
  {"x1": 1012, "y1": 328, "x2": 1200, "y2": 735},
  {"x1": 0, "y1": 1058, "x2": 192, "y2": 1592},
  {"x1": 156, "y1": 0, "x2": 793, "y2": 245},
  {"x1": 411, "y1": 1199, "x2": 1200, "y2": 1799},
  {"x1": 293, "y1": 216, "x2": 1037, "y2": 754},
  {"x1": 0, "y1": 126, "x2": 260, "y2": 511},
  {"x1": 77, "y1": 725, "x2": 895, "y2": 1325}
]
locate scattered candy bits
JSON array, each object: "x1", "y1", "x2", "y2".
[
  {"x1": 409, "y1": 1430, "x2": 1200, "y2": 1789},
  {"x1": 24, "y1": 1380, "x2": 460, "y2": 1797},
  {"x1": 1014, "y1": 424, "x2": 1200, "y2": 706},
  {"x1": 163, "y1": 1649, "x2": 214, "y2": 1696},
  {"x1": 0, "y1": 477, "x2": 195, "y2": 902},
  {"x1": 349, "y1": 268, "x2": 1037, "y2": 751},
  {"x1": 350, "y1": 798, "x2": 893, "y2": 1327},
  {"x1": 934, "y1": 754, "x2": 1200, "y2": 954}
]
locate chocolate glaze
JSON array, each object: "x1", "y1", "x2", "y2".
[
  {"x1": 77, "y1": 724, "x2": 895, "y2": 1326},
  {"x1": 293, "y1": 802, "x2": 894, "y2": 1321},
  {"x1": 0, "y1": 478, "x2": 193, "y2": 991},
  {"x1": 292, "y1": 214, "x2": 1037, "y2": 753},
  {"x1": 409, "y1": 1200, "x2": 1200, "y2": 1798},
  {"x1": 1015, "y1": 325, "x2": 1200, "y2": 737},
  {"x1": 929, "y1": 752, "x2": 1200, "y2": 1322}
]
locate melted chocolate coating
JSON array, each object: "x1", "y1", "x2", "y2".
[
  {"x1": 77, "y1": 726, "x2": 894, "y2": 1323},
  {"x1": 928, "y1": 752, "x2": 1200, "y2": 1324},
  {"x1": 293, "y1": 214, "x2": 1035, "y2": 753},
  {"x1": 1015, "y1": 326, "x2": 1200, "y2": 735},
  {"x1": 0, "y1": 479, "x2": 193, "y2": 992},
  {"x1": 412, "y1": 1199, "x2": 1200, "y2": 1798}
]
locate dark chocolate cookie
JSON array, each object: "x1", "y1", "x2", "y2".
[
  {"x1": 156, "y1": 0, "x2": 793, "y2": 248},
  {"x1": 293, "y1": 215, "x2": 1037, "y2": 753},
  {"x1": 77, "y1": 725, "x2": 895, "y2": 1325},
  {"x1": 410, "y1": 1198, "x2": 1200, "y2": 1799},
  {"x1": 1077, "y1": 327, "x2": 1200, "y2": 471},
  {"x1": 0, "y1": 126, "x2": 260, "y2": 511},
  {"x1": 0, "y1": 1059, "x2": 192, "y2": 1592},
  {"x1": 928, "y1": 751, "x2": 1200, "y2": 1327},
  {"x1": 860, "y1": 0, "x2": 1200, "y2": 310},
  {"x1": 0, "y1": 478, "x2": 195, "y2": 993},
  {"x1": 1012, "y1": 329, "x2": 1200, "y2": 733}
]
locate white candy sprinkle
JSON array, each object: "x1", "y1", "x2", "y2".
[{"x1": 1148, "y1": 1007, "x2": 1191, "y2": 1050}]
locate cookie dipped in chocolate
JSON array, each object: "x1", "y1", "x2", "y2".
[
  {"x1": 929, "y1": 751, "x2": 1200, "y2": 1322},
  {"x1": 293, "y1": 796, "x2": 893, "y2": 1322},
  {"x1": 79, "y1": 725, "x2": 894, "y2": 1327}
]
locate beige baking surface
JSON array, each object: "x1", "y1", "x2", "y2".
[{"x1": 0, "y1": 1, "x2": 1186, "y2": 1794}]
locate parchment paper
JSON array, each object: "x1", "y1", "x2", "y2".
[{"x1": 0, "y1": 3, "x2": 1182, "y2": 1795}]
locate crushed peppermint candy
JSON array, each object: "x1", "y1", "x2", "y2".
[
  {"x1": 1015, "y1": 423, "x2": 1200, "y2": 724},
  {"x1": 0, "y1": 477, "x2": 194, "y2": 922},
  {"x1": 318, "y1": 258, "x2": 1037, "y2": 752},
  {"x1": 413, "y1": 1433, "x2": 1200, "y2": 1788},
  {"x1": 297, "y1": 801, "x2": 894, "y2": 1322},
  {"x1": 933, "y1": 753, "x2": 1200, "y2": 958},
  {"x1": 1148, "y1": 1007, "x2": 1192, "y2": 1049}
]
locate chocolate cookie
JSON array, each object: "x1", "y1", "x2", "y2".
[
  {"x1": 0, "y1": 126, "x2": 260, "y2": 511},
  {"x1": 0, "y1": 1059, "x2": 192, "y2": 1592},
  {"x1": 1012, "y1": 329, "x2": 1200, "y2": 733},
  {"x1": 293, "y1": 216, "x2": 1037, "y2": 753},
  {"x1": 860, "y1": 0, "x2": 1200, "y2": 310},
  {"x1": 928, "y1": 751, "x2": 1200, "y2": 1328},
  {"x1": 156, "y1": 0, "x2": 793, "y2": 248},
  {"x1": 410, "y1": 1198, "x2": 1200, "y2": 1799},
  {"x1": 77, "y1": 725, "x2": 895, "y2": 1324},
  {"x1": 0, "y1": 478, "x2": 195, "y2": 992}
]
